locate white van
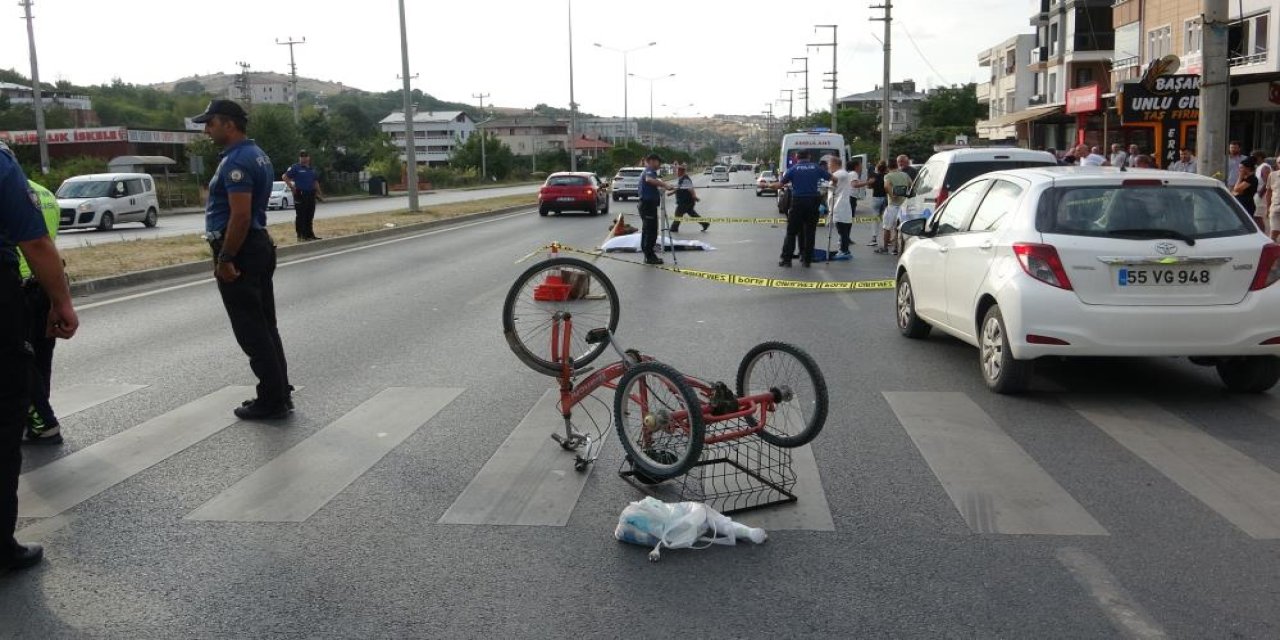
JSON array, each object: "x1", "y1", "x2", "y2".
[
  {"x1": 56, "y1": 173, "x2": 160, "y2": 231},
  {"x1": 778, "y1": 131, "x2": 847, "y2": 174},
  {"x1": 903, "y1": 148, "x2": 1058, "y2": 220}
]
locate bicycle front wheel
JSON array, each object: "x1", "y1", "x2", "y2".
[
  {"x1": 614, "y1": 362, "x2": 705, "y2": 482},
  {"x1": 735, "y1": 342, "x2": 828, "y2": 447},
  {"x1": 503, "y1": 257, "x2": 620, "y2": 377}
]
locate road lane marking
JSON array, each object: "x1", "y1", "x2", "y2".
[
  {"x1": 49, "y1": 383, "x2": 147, "y2": 417},
  {"x1": 884, "y1": 391, "x2": 1108, "y2": 535},
  {"x1": 18, "y1": 386, "x2": 253, "y2": 518},
  {"x1": 186, "y1": 387, "x2": 463, "y2": 522},
  {"x1": 439, "y1": 389, "x2": 599, "y2": 526},
  {"x1": 1068, "y1": 396, "x2": 1280, "y2": 539},
  {"x1": 730, "y1": 444, "x2": 836, "y2": 532},
  {"x1": 1057, "y1": 547, "x2": 1169, "y2": 640},
  {"x1": 77, "y1": 211, "x2": 531, "y2": 310},
  {"x1": 14, "y1": 513, "x2": 75, "y2": 542}
]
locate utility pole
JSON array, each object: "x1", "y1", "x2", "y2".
[
  {"x1": 567, "y1": 0, "x2": 579, "y2": 171},
  {"x1": 19, "y1": 0, "x2": 48, "y2": 174},
  {"x1": 473, "y1": 92, "x2": 490, "y2": 181},
  {"x1": 779, "y1": 89, "x2": 794, "y2": 130},
  {"x1": 276, "y1": 36, "x2": 306, "y2": 123},
  {"x1": 235, "y1": 61, "x2": 253, "y2": 105},
  {"x1": 810, "y1": 25, "x2": 838, "y2": 134},
  {"x1": 1198, "y1": 0, "x2": 1228, "y2": 181},
  {"x1": 871, "y1": 0, "x2": 893, "y2": 164},
  {"x1": 397, "y1": 0, "x2": 420, "y2": 211},
  {"x1": 789, "y1": 56, "x2": 810, "y2": 116}
]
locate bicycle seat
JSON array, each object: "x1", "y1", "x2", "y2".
[{"x1": 584, "y1": 328, "x2": 611, "y2": 346}]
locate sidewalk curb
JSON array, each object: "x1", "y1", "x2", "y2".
[
  {"x1": 70, "y1": 203, "x2": 535, "y2": 298},
  {"x1": 162, "y1": 193, "x2": 375, "y2": 216}
]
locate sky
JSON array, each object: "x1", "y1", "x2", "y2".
[{"x1": 2, "y1": 0, "x2": 1038, "y2": 119}]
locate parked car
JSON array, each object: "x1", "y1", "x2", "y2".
[
  {"x1": 711, "y1": 165, "x2": 730, "y2": 182},
  {"x1": 538, "y1": 172, "x2": 610, "y2": 216},
  {"x1": 894, "y1": 166, "x2": 1280, "y2": 394},
  {"x1": 903, "y1": 148, "x2": 1058, "y2": 220},
  {"x1": 703, "y1": 167, "x2": 713, "y2": 175},
  {"x1": 269, "y1": 181, "x2": 294, "y2": 210},
  {"x1": 611, "y1": 167, "x2": 645, "y2": 201},
  {"x1": 755, "y1": 171, "x2": 778, "y2": 196},
  {"x1": 55, "y1": 173, "x2": 160, "y2": 231}
]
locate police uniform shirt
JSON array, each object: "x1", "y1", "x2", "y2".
[
  {"x1": 0, "y1": 150, "x2": 47, "y2": 266},
  {"x1": 780, "y1": 161, "x2": 832, "y2": 198},
  {"x1": 675, "y1": 174, "x2": 695, "y2": 206},
  {"x1": 638, "y1": 167, "x2": 661, "y2": 202},
  {"x1": 206, "y1": 139, "x2": 275, "y2": 233},
  {"x1": 284, "y1": 162, "x2": 317, "y2": 192}
]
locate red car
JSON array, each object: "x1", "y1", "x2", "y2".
[{"x1": 538, "y1": 172, "x2": 610, "y2": 217}]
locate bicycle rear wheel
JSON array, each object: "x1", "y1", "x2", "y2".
[
  {"x1": 614, "y1": 362, "x2": 705, "y2": 482},
  {"x1": 503, "y1": 257, "x2": 620, "y2": 377},
  {"x1": 735, "y1": 342, "x2": 828, "y2": 447}
]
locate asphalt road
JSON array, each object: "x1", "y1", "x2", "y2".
[
  {"x1": 54, "y1": 183, "x2": 540, "y2": 249},
  {"x1": 6, "y1": 169, "x2": 1280, "y2": 638}
]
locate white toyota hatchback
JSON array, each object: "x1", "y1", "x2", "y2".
[{"x1": 895, "y1": 166, "x2": 1280, "y2": 394}]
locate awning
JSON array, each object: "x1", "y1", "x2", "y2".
[
  {"x1": 106, "y1": 155, "x2": 177, "y2": 171},
  {"x1": 977, "y1": 105, "x2": 1065, "y2": 129}
]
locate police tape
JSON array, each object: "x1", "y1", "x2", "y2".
[
  {"x1": 535, "y1": 242, "x2": 897, "y2": 292},
  {"x1": 619, "y1": 213, "x2": 884, "y2": 225}
]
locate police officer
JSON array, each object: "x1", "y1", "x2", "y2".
[
  {"x1": 765, "y1": 150, "x2": 832, "y2": 268},
  {"x1": 0, "y1": 142, "x2": 78, "y2": 573},
  {"x1": 19, "y1": 179, "x2": 64, "y2": 444},
  {"x1": 637, "y1": 153, "x2": 671, "y2": 264},
  {"x1": 192, "y1": 100, "x2": 293, "y2": 420},
  {"x1": 283, "y1": 150, "x2": 322, "y2": 241},
  {"x1": 667, "y1": 163, "x2": 707, "y2": 233}
]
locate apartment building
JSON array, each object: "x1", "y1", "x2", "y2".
[
  {"x1": 476, "y1": 115, "x2": 568, "y2": 156},
  {"x1": 976, "y1": 35, "x2": 1038, "y2": 141},
  {"x1": 837, "y1": 80, "x2": 928, "y2": 134},
  {"x1": 379, "y1": 110, "x2": 476, "y2": 166}
]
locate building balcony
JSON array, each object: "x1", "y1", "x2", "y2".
[
  {"x1": 1230, "y1": 53, "x2": 1269, "y2": 68},
  {"x1": 976, "y1": 82, "x2": 993, "y2": 102}
]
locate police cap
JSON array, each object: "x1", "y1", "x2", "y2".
[{"x1": 191, "y1": 99, "x2": 249, "y2": 124}]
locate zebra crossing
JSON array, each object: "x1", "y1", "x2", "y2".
[{"x1": 15, "y1": 381, "x2": 1280, "y2": 540}]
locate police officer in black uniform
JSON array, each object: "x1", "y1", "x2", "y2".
[
  {"x1": 192, "y1": 100, "x2": 293, "y2": 420},
  {"x1": 0, "y1": 142, "x2": 78, "y2": 573},
  {"x1": 764, "y1": 150, "x2": 832, "y2": 268}
]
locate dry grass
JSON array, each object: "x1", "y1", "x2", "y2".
[{"x1": 61, "y1": 193, "x2": 535, "y2": 282}]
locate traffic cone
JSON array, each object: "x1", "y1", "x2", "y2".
[{"x1": 608, "y1": 214, "x2": 627, "y2": 238}]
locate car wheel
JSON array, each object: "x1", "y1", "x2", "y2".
[
  {"x1": 755, "y1": 190, "x2": 762, "y2": 197},
  {"x1": 1216, "y1": 356, "x2": 1280, "y2": 393},
  {"x1": 979, "y1": 305, "x2": 1032, "y2": 394},
  {"x1": 143, "y1": 208, "x2": 158, "y2": 228},
  {"x1": 588, "y1": 203, "x2": 598, "y2": 216},
  {"x1": 896, "y1": 274, "x2": 931, "y2": 339},
  {"x1": 612, "y1": 194, "x2": 619, "y2": 202},
  {"x1": 539, "y1": 206, "x2": 549, "y2": 217},
  {"x1": 602, "y1": 200, "x2": 610, "y2": 215},
  {"x1": 97, "y1": 212, "x2": 114, "y2": 232}
]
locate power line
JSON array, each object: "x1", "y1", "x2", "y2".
[{"x1": 897, "y1": 24, "x2": 950, "y2": 87}]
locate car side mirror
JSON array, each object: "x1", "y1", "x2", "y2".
[{"x1": 899, "y1": 217, "x2": 928, "y2": 237}]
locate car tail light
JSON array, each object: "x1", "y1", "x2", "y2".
[
  {"x1": 1013, "y1": 243, "x2": 1074, "y2": 290},
  {"x1": 1261, "y1": 337, "x2": 1280, "y2": 345},
  {"x1": 935, "y1": 185, "x2": 949, "y2": 207},
  {"x1": 1026, "y1": 334, "x2": 1071, "y2": 345},
  {"x1": 586, "y1": 188, "x2": 594, "y2": 196},
  {"x1": 1122, "y1": 179, "x2": 1163, "y2": 187},
  {"x1": 1251, "y1": 244, "x2": 1280, "y2": 291}
]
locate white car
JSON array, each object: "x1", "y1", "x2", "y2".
[
  {"x1": 756, "y1": 171, "x2": 778, "y2": 196},
  {"x1": 711, "y1": 165, "x2": 730, "y2": 182},
  {"x1": 56, "y1": 173, "x2": 160, "y2": 231},
  {"x1": 894, "y1": 166, "x2": 1280, "y2": 394},
  {"x1": 269, "y1": 181, "x2": 294, "y2": 210},
  {"x1": 611, "y1": 167, "x2": 644, "y2": 201}
]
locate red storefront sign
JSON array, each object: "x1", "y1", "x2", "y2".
[
  {"x1": 1065, "y1": 85, "x2": 1102, "y2": 114},
  {"x1": 0, "y1": 127, "x2": 127, "y2": 145}
]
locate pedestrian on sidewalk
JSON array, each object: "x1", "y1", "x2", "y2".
[
  {"x1": 877, "y1": 163, "x2": 912, "y2": 255},
  {"x1": 1233, "y1": 155, "x2": 1263, "y2": 231},
  {"x1": 1108, "y1": 143, "x2": 1128, "y2": 168},
  {"x1": 17, "y1": 179, "x2": 64, "y2": 445},
  {"x1": 668, "y1": 164, "x2": 707, "y2": 233},
  {"x1": 1226, "y1": 140, "x2": 1245, "y2": 186},
  {"x1": 0, "y1": 141, "x2": 78, "y2": 574},
  {"x1": 827, "y1": 156, "x2": 855, "y2": 257},
  {"x1": 1252, "y1": 150, "x2": 1272, "y2": 214},
  {"x1": 193, "y1": 100, "x2": 293, "y2": 420},
  {"x1": 765, "y1": 149, "x2": 831, "y2": 268},
  {"x1": 284, "y1": 150, "x2": 323, "y2": 241},
  {"x1": 637, "y1": 153, "x2": 671, "y2": 265},
  {"x1": 867, "y1": 160, "x2": 888, "y2": 246},
  {"x1": 1168, "y1": 148, "x2": 1198, "y2": 173}
]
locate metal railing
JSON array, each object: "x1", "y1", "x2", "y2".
[{"x1": 1229, "y1": 53, "x2": 1268, "y2": 67}]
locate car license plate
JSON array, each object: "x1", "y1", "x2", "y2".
[
  {"x1": 1117, "y1": 267, "x2": 1211, "y2": 286},
  {"x1": 557, "y1": 196, "x2": 574, "y2": 202}
]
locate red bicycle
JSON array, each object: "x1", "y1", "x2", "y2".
[{"x1": 502, "y1": 256, "x2": 828, "y2": 482}]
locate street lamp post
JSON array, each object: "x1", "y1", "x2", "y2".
[
  {"x1": 567, "y1": 0, "x2": 579, "y2": 171},
  {"x1": 628, "y1": 72, "x2": 675, "y2": 144},
  {"x1": 593, "y1": 41, "x2": 656, "y2": 142}
]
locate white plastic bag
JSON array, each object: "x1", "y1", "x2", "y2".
[{"x1": 614, "y1": 497, "x2": 768, "y2": 561}]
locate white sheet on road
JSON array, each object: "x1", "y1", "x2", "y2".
[{"x1": 601, "y1": 232, "x2": 715, "y2": 253}]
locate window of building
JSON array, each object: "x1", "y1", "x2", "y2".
[
  {"x1": 1147, "y1": 25, "x2": 1172, "y2": 61},
  {"x1": 1048, "y1": 72, "x2": 1058, "y2": 102},
  {"x1": 1075, "y1": 67, "x2": 1093, "y2": 87},
  {"x1": 1049, "y1": 23, "x2": 1059, "y2": 56},
  {"x1": 1228, "y1": 12, "x2": 1270, "y2": 64},
  {"x1": 1185, "y1": 18, "x2": 1202, "y2": 54},
  {"x1": 1006, "y1": 95, "x2": 1017, "y2": 115},
  {"x1": 1005, "y1": 48, "x2": 1017, "y2": 75}
]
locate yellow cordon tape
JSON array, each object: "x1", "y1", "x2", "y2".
[
  {"x1": 618, "y1": 213, "x2": 882, "y2": 225},
  {"x1": 537, "y1": 243, "x2": 897, "y2": 292}
]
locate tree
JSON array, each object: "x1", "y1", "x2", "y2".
[
  {"x1": 450, "y1": 132, "x2": 515, "y2": 180},
  {"x1": 917, "y1": 84, "x2": 986, "y2": 129},
  {"x1": 247, "y1": 105, "x2": 303, "y2": 173}
]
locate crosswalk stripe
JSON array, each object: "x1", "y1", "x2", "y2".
[
  {"x1": 731, "y1": 444, "x2": 835, "y2": 532},
  {"x1": 1068, "y1": 397, "x2": 1280, "y2": 539},
  {"x1": 49, "y1": 383, "x2": 147, "y2": 417},
  {"x1": 18, "y1": 386, "x2": 253, "y2": 518},
  {"x1": 439, "y1": 389, "x2": 597, "y2": 526},
  {"x1": 885, "y1": 391, "x2": 1109, "y2": 536},
  {"x1": 186, "y1": 387, "x2": 463, "y2": 522}
]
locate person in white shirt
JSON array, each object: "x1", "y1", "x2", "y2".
[
  {"x1": 1126, "y1": 144, "x2": 1141, "y2": 167},
  {"x1": 1108, "y1": 143, "x2": 1128, "y2": 168},
  {"x1": 826, "y1": 156, "x2": 855, "y2": 257},
  {"x1": 1168, "y1": 148, "x2": 1197, "y2": 173},
  {"x1": 1075, "y1": 144, "x2": 1105, "y2": 167},
  {"x1": 1252, "y1": 150, "x2": 1273, "y2": 214}
]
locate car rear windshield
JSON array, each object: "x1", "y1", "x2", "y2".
[
  {"x1": 617, "y1": 170, "x2": 643, "y2": 177},
  {"x1": 547, "y1": 176, "x2": 590, "y2": 187},
  {"x1": 56, "y1": 181, "x2": 112, "y2": 198},
  {"x1": 1036, "y1": 185, "x2": 1256, "y2": 240},
  {"x1": 944, "y1": 160, "x2": 1056, "y2": 188}
]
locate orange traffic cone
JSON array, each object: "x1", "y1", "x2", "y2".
[{"x1": 608, "y1": 214, "x2": 627, "y2": 238}]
